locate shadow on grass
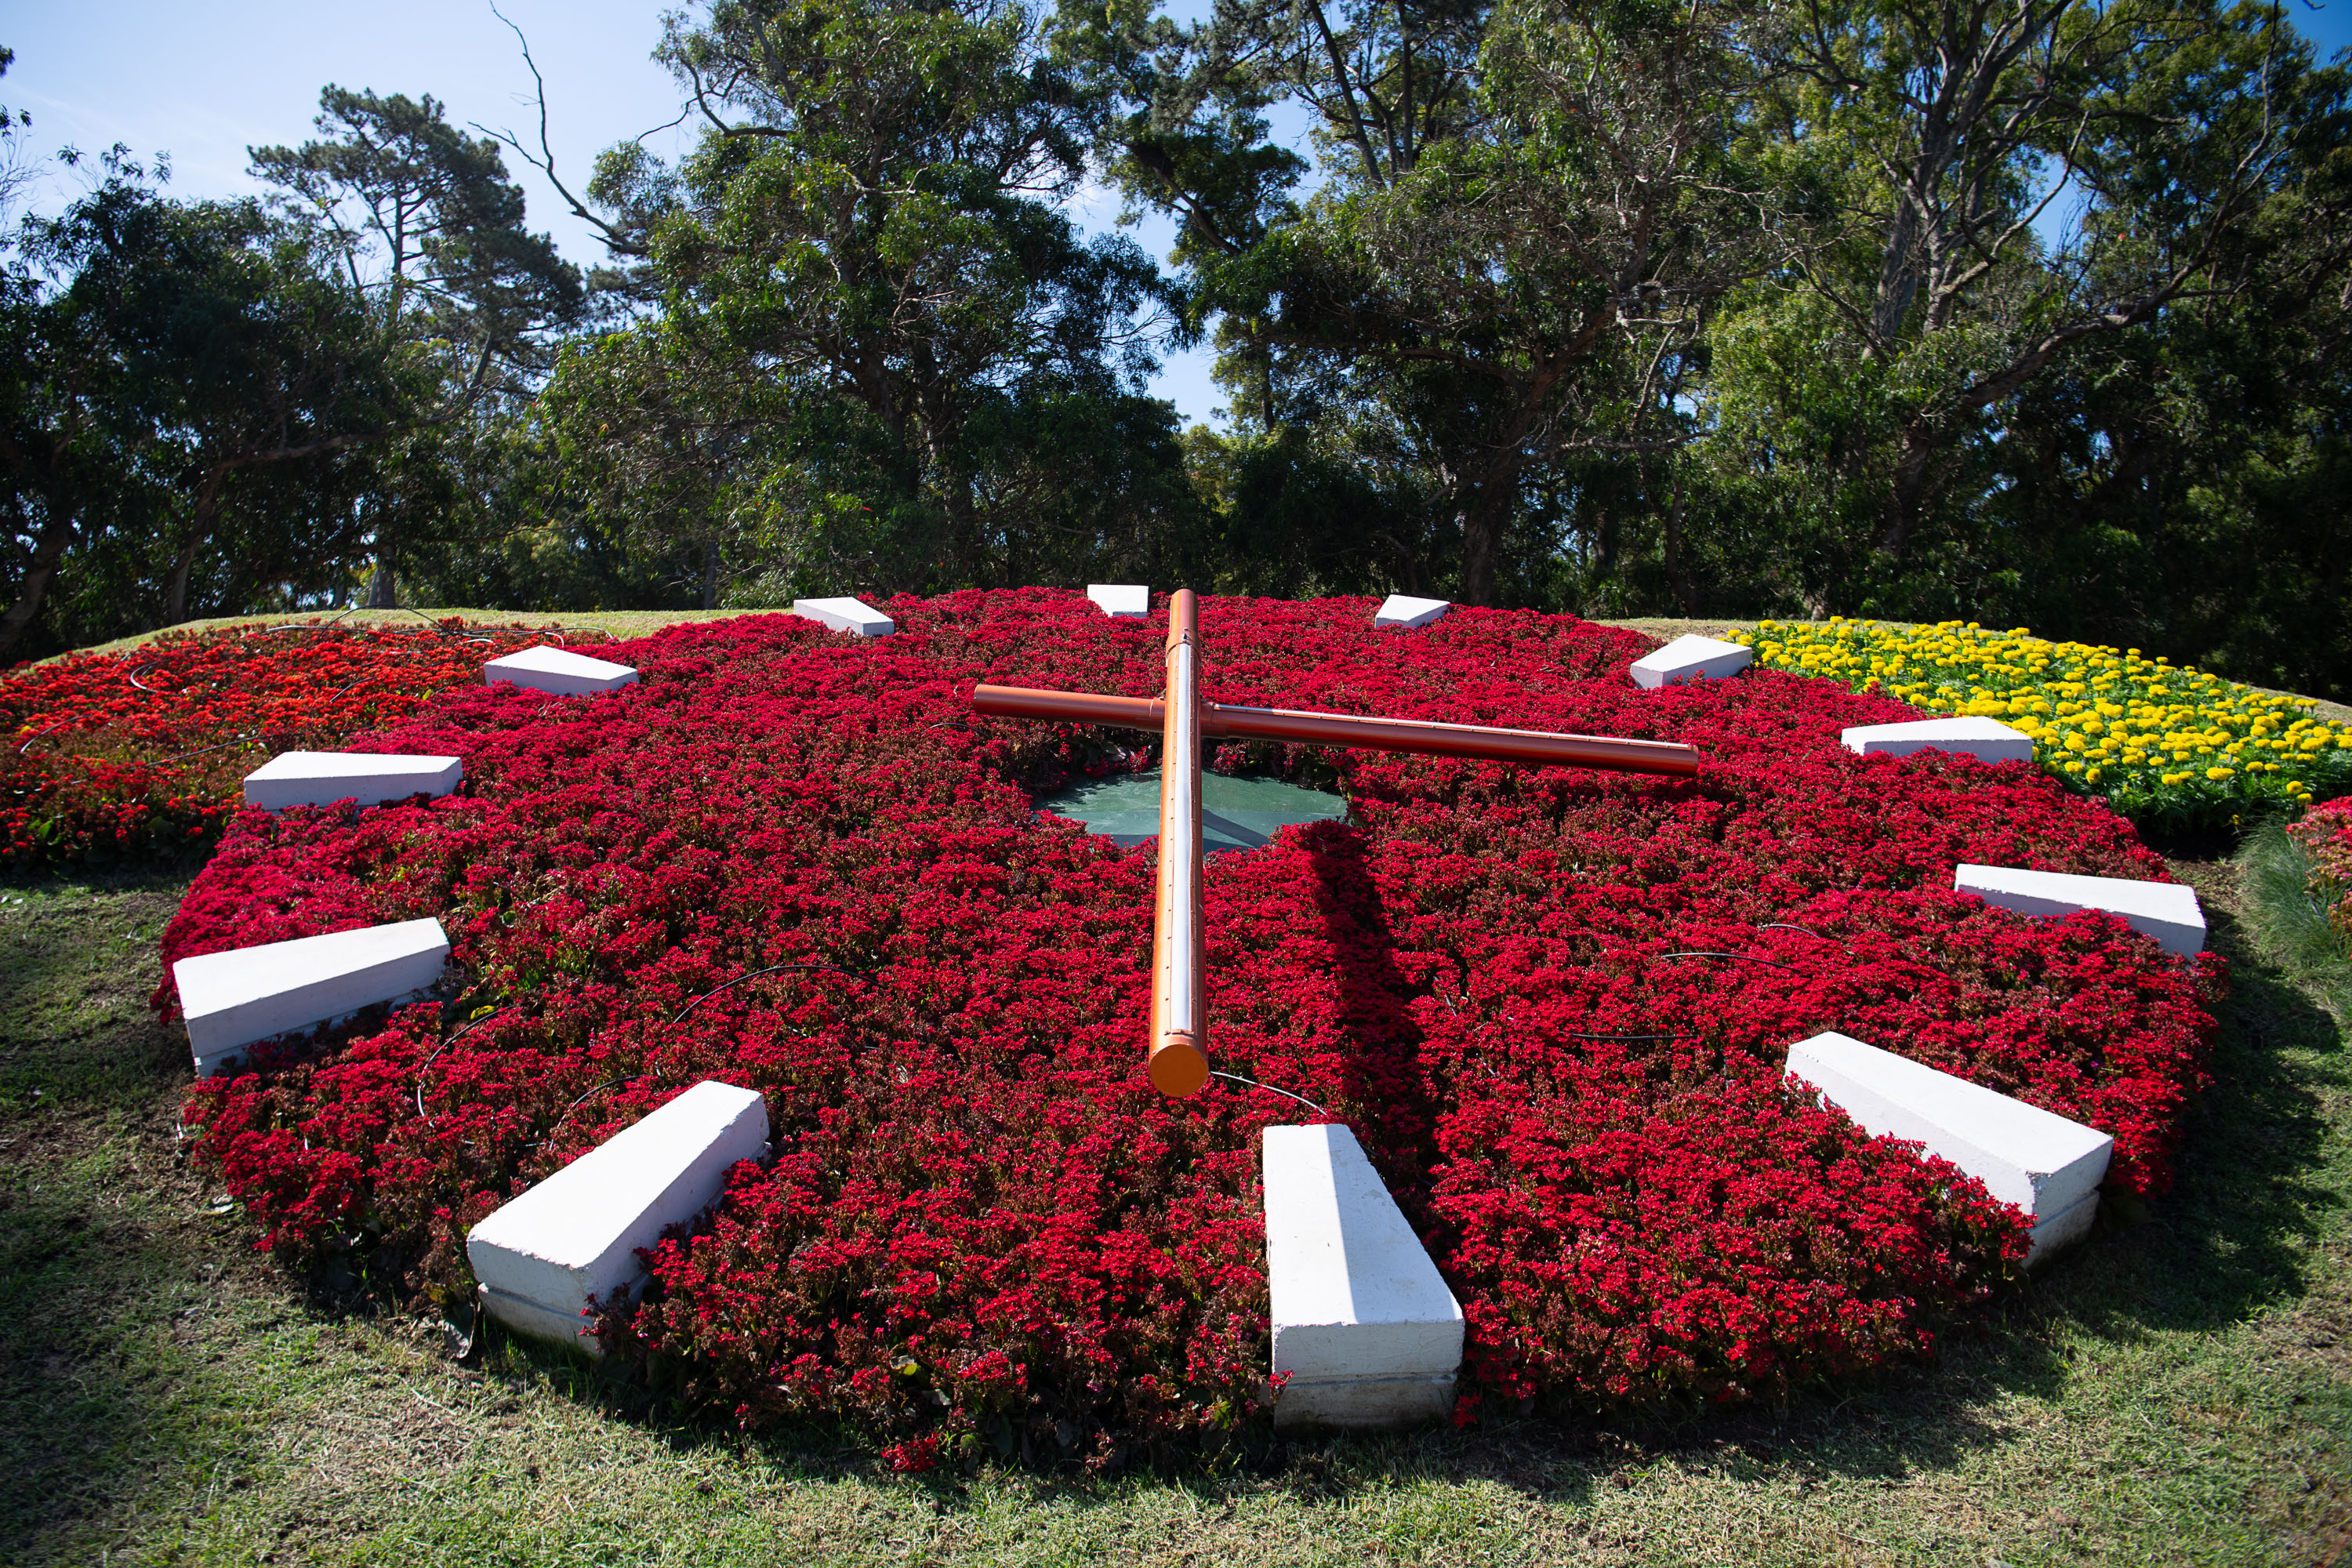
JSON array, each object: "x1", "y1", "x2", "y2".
[
  {"x1": 0, "y1": 868, "x2": 245, "y2": 1563},
  {"x1": 0, "y1": 869, "x2": 192, "y2": 1114}
]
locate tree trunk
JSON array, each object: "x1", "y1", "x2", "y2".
[
  {"x1": 1663, "y1": 468, "x2": 1697, "y2": 615},
  {"x1": 1457, "y1": 487, "x2": 1510, "y2": 606},
  {"x1": 163, "y1": 537, "x2": 201, "y2": 625},
  {"x1": 1876, "y1": 423, "x2": 1940, "y2": 563},
  {"x1": 366, "y1": 539, "x2": 397, "y2": 608},
  {"x1": 701, "y1": 536, "x2": 721, "y2": 610},
  {"x1": 0, "y1": 510, "x2": 78, "y2": 655},
  {"x1": 167, "y1": 466, "x2": 239, "y2": 626}
]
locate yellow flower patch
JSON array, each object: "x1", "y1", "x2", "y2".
[{"x1": 1731, "y1": 619, "x2": 2352, "y2": 826}]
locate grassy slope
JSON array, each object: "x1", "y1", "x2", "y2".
[{"x1": 3, "y1": 855, "x2": 2349, "y2": 1566}]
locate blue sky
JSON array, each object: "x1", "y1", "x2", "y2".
[{"x1": 6, "y1": 1, "x2": 2346, "y2": 429}]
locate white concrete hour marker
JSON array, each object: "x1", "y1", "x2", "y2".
[
  {"x1": 1373, "y1": 593, "x2": 1450, "y2": 630},
  {"x1": 1955, "y1": 863, "x2": 2206, "y2": 956},
  {"x1": 467, "y1": 1080, "x2": 771, "y2": 1356},
  {"x1": 241, "y1": 750, "x2": 462, "y2": 811},
  {"x1": 484, "y1": 645, "x2": 640, "y2": 697},
  {"x1": 1841, "y1": 716, "x2": 2034, "y2": 765},
  {"x1": 790, "y1": 597, "x2": 894, "y2": 637},
  {"x1": 1785, "y1": 1031, "x2": 2113, "y2": 1262},
  {"x1": 1087, "y1": 584, "x2": 1150, "y2": 619},
  {"x1": 173, "y1": 918, "x2": 451, "y2": 1076},
  {"x1": 1264, "y1": 1123, "x2": 1463, "y2": 1428},
  {"x1": 1630, "y1": 633, "x2": 1754, "y2": 688}
]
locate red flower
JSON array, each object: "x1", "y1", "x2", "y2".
[
  {"x1": 160, "y1": 591, "x2": 2220, "y2": 1460},
  {"x1": 1, "y1": 619, "x2": 583, "y2": 867}
]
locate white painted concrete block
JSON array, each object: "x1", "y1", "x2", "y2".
[
  {"x1": 2029, "y1": 1189, "x2": 2102, "y2": 1258},
  {"x1": 1841, "y1": 716, "x2": 2034, "y2": 765},
  {"x1": 483, "y1": 644, "x2": 640, "y2": 697},
  {"x1": 790, "y1": 597, "x2": 894, "y2": 637},
  {"x1": 242, "y1": 750, "x2": 462, "y2": 811},
  {"x1": 1630, "y1": 633, "x2": 1754, "y2": 688},
  {"x1": 174, "y1": 918, "x2": 450, "y2": 1076},
  {"x1": 1785, "y1": 1032, "x2": 2112, "y2": 1264},
  {"x1": 467, "y1": 1080, "x2": 770, "y2": 1354},
  {"x1": 477, "y1": 1286, "x2": 603, "y2": 1351},
  {"x1": 1264, "y1": 1123, "x2": 1462, "y2": 1428},
  {"x1": 1373, "y1": 593, "x2": 1450, "y2": 630},
  {"x1": 1087, "y1": 583, "x2": 1150, "y2": 618},
  {"x1": 1955, "y1": 862, "x2": 2206, "y2": 956},
  {"x1": 1273, "y1": 1375, "x2": 1458, "y2": 1427}
]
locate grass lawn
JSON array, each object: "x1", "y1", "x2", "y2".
[{"x1": 3, "y1": 850, "x2": 2347, "y2": 1566}]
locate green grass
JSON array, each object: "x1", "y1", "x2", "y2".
[
  {"x1": 4, "y1": 866, "x2": 2350, "y2": 1563},
  {"x1": 2238, "y1": 824, "x2": 2352, "y2": 1022}
]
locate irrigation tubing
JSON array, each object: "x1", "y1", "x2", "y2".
[
  {"x1": 1207, "y1": 1071, "x2": 1327, "y2": 1114},
  {"x1": 670, "y1": 963, "x2": 873, "y2": 1025}
]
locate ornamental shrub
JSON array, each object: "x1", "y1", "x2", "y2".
[
  {"x1": 158, "y1": 593, "x2": 2221, "y2": 1468},
  {"x1": 1730, "y1": 619, "x2": 2352, "y2": 830},
  {"x1": 1, "y1": 621, "x2": 580, "y2": 867}
]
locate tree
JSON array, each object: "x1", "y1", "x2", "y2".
[
  {"x1": 0, "y1": 47, "x2": 38, "y2": 224},
  {"x1": 0, "y1": 84, "x2": 583, "y2": 656},
  {"x1": 526, "y1": 0, "x2": 1195, "y2": 597},
  {"x1": 252, "y1": 86, "x2": 583, "y2": 604},
  {"x1": 534, "y1": 320, "x2": 781, "y2": 609},
  {"x1": 1704, "y1": 0, "x2": 2347, "y2": 604},
  {"x1": 1069, "y1": 0, "x2": 1768, "y2": 604},
  {"x1": 1, "y1": 168, "x2": 393, "y2": 654}
]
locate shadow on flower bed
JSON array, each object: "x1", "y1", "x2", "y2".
[
  {"x1": 1033, "y1": 870, "x2": 2342, "y2": 1514},
  {"x1": 1298, "y1": 831, "x2": 1437, "y2": 1166}
]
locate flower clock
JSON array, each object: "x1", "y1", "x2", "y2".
[{"x1": 159, "y1": 591, "x2": 2222, "y2": 1471}]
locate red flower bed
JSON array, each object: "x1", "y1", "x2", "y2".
[
  {"x1": 158, "y1": 593, "x2": 2223, "y2": 1468},
  {"x1": 2, "y1": 620, "x2": 575, "y2": 866},
  {"x1": 2290, "y1": 797, "x2": 2352, "y2": 942}
]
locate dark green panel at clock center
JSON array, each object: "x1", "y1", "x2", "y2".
[{"x1": 1033, "y1": 768, "x2": 1348, "y2": 854}]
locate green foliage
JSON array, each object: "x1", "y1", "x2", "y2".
[
  {"x1": 4, "y1": 0, "x2": 2350, "y2": 703},
  {"x1": 0, "y1": 84, "x2": 582, "y2": 659},
  {"x1": 2236, "y1": 819, "x2": 2352, "y2": 1020},
  {"x1": 5, "y1": 168, "x2": 391, "y2": 652},
  {"x1": 1632, "y1": 0, "x2": 2352, "y2": 696},
  {"x1": 554, "y1": 0, "x2": 1203, "y2": 600}
]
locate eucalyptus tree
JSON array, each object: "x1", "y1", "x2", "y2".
[
  {"x1": 554, "y1": 0, "x2": 1188, "y2": 594},
  {"x1": 252, "y1": 86, "x2": 583, "y2": 604},
  {"x1": 1918, "y1": 31, "x2": 2352, "y2": 695},
  {"x1": 1067, "y1": 0, "x2": 1770, "y2": 604},
  {"x1": 1702, "y1": 0, "x2": 2350, "y2": 609}
]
